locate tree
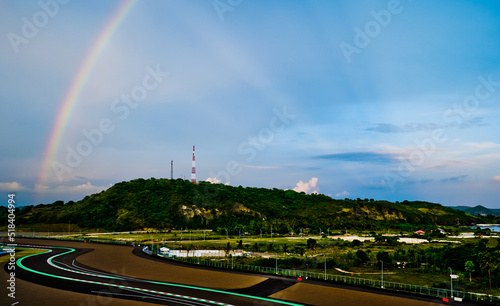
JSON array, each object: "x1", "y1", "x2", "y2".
[
  {"x1": 225, "y1": 242, "x2": 232, "y2": 257},
  {"x1": 307, "y1": 238, "x2": 317, "y2": 250},
  {"x1": 386, "y1": 236, "x2": 399, "y2": 246},
  {"x1": 355, "y1": 250, "x2": 369, "y2": 266},
  {"x1": 294, "y1": 246, "x2": 305, "y2": 256},
  {"x1": 377, "y1": 249, "x2": 392, "y2": 268},
  {"x1": 479, "y1": 252, "x2": 494, "y2": 289},
  {"x1": 465, "y1": 260, "x2": 475, "y2": 282},
  {"x1": 237, "y1": 239, "x2": 243, "y2": 249},
  {"x1": 374, "y1": 234, "x2": 385, "y2": 243}
]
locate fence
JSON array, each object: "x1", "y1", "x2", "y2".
[{"x1": 154, "y1": 249, "x2": 500, "y2": 305}]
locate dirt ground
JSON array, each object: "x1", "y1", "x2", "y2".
[{"x1": 270, "y1": 282, "x2": 444, "y2": 306}]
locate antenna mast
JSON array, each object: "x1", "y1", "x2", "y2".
[{"x1": 191, "y1": 146, "x2": 196, "y2": 183}]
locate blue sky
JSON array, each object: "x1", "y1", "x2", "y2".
[{"x1": 1, "y1": 0, "x2": 499, "y2": 208}]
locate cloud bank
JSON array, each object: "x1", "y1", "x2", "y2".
[{"x1": 0, "y1": 181, "x2": 26, "y2": 191}]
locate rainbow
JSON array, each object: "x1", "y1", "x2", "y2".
[{"x1": 37, "y1": 0, "x2": 137, "y2": 192}]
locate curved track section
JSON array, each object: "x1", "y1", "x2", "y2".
[{"x1": 10, "y1": 244, "x2": 304, "y2": 306}]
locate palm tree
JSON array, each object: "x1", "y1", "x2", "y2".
[
  {"x1": 479, "y1": 252, "x2": 493, "y2": 289},
  {"x1": 225, "y1": 242, "x2": 232, "y2": 257},
  {"x1": 465, "y1": 261, "x2": 475, "y2": 282}
]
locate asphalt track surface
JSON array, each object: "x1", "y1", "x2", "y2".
[{"x1": 1, "y1": 238, "x2": 479, "y2": 306}]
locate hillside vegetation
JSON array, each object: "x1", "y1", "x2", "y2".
[
  {"x1": 3, "y1": 178, "x2": 494, "y2": 231},
  {"x1": 450, "y1": 205, "x2": 500, "y2": 217}
]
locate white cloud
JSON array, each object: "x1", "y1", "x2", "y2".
[
  {"x1": 241, "y1": 165, "x2": 282, "y2": 169},
  {"x1": 35, "y1": 182, "x2": 109, "y2": 195},
  {"x1": 293, "y1": 177, "x2": 319, "y2": 194},
  {"x1": 492, "y1": 175, "x2": 500, "y2": 182},
  {"x1": 205, "y1": 177, "x2": 230, "y2": 185},
  {"x1": 0, "y1": 181, "x2": 26, "y2": 191},
  {"x1": 54, "y1": 182, "x2": 109, "y2": 194},
  {"x1": 336, "y1": 191, "x2": 350, "y2": 198},
  {"x1": 34, "y1": 184, "x2": 49, "y2": 192},
  {"x1": 464, "y1": 141, "x2": 500, "y2": 150}
]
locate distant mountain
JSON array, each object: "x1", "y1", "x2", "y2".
[
  {"x1": 1, "y1": 178, "x2": 495, "y2": 231},
  {"x1": 449, "y1": 205, "x2": 500, "y2": 217}
]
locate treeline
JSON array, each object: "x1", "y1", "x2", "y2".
[
  {"x1": 233, "y1": 238, "x2": 500, "y2": 292},
  {"x1": 1, "y1": 178, "x2": 494, "y2": 231},
  {"x1": 349, "y1": 239, "x2": 500, "y2": 291}
]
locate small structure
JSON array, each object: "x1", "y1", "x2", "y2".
[
  {"x1": 414, "y1": 230, "x2": 425, "y2": 235},
  {"x1": 159, "y1": 248, "x2": 245, "y2": 258}
]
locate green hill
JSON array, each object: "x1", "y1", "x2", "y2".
[
  {"x1": 2, "y1": 178, "x2": 492, "y2": 231},
  {"x1": 449, "y1": 205, "x2": 500, "y2": 217}
]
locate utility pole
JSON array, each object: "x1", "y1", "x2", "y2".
[
  {"x1": 449, "y1": 267, "x2": 454, "y2": 298},
  {"x1": 324, "y1": 256, "x2": 327, "y2": 280},
  {"x1": 275, "y1": 253, "x2": 278, "y2": 274},
  {"x1": 380, "y1": 260, "x2": 384, "y2": 288}
]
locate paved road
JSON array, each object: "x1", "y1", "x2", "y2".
[{"x1": 8, "y1": 243, "x2": 303, "y2": 306}]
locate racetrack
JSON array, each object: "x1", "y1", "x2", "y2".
[{"x1": 1, "y1": 238, "x2": 462, "y2": 305}]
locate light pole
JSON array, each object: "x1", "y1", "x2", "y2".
[
  {"x1": 449, "y1": 267, "x2": 453, "y2": 298},
  {"x1": 324, "y1": 256, "x2": 327, "y2": 280},
  {"x1": 380, "y1": 260, "x2": 384, "y2": 288},
  {"x1": 275, "y1": 253, "x2": 278, "y2": 274}
]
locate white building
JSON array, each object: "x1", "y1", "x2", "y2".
[{"x1": 159, "y1": 247, "x2": 245, "y2": 257}]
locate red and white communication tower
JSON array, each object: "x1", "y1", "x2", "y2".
[{"x1": 191, "y1": 145, "x2": 196, "y2": 183}]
